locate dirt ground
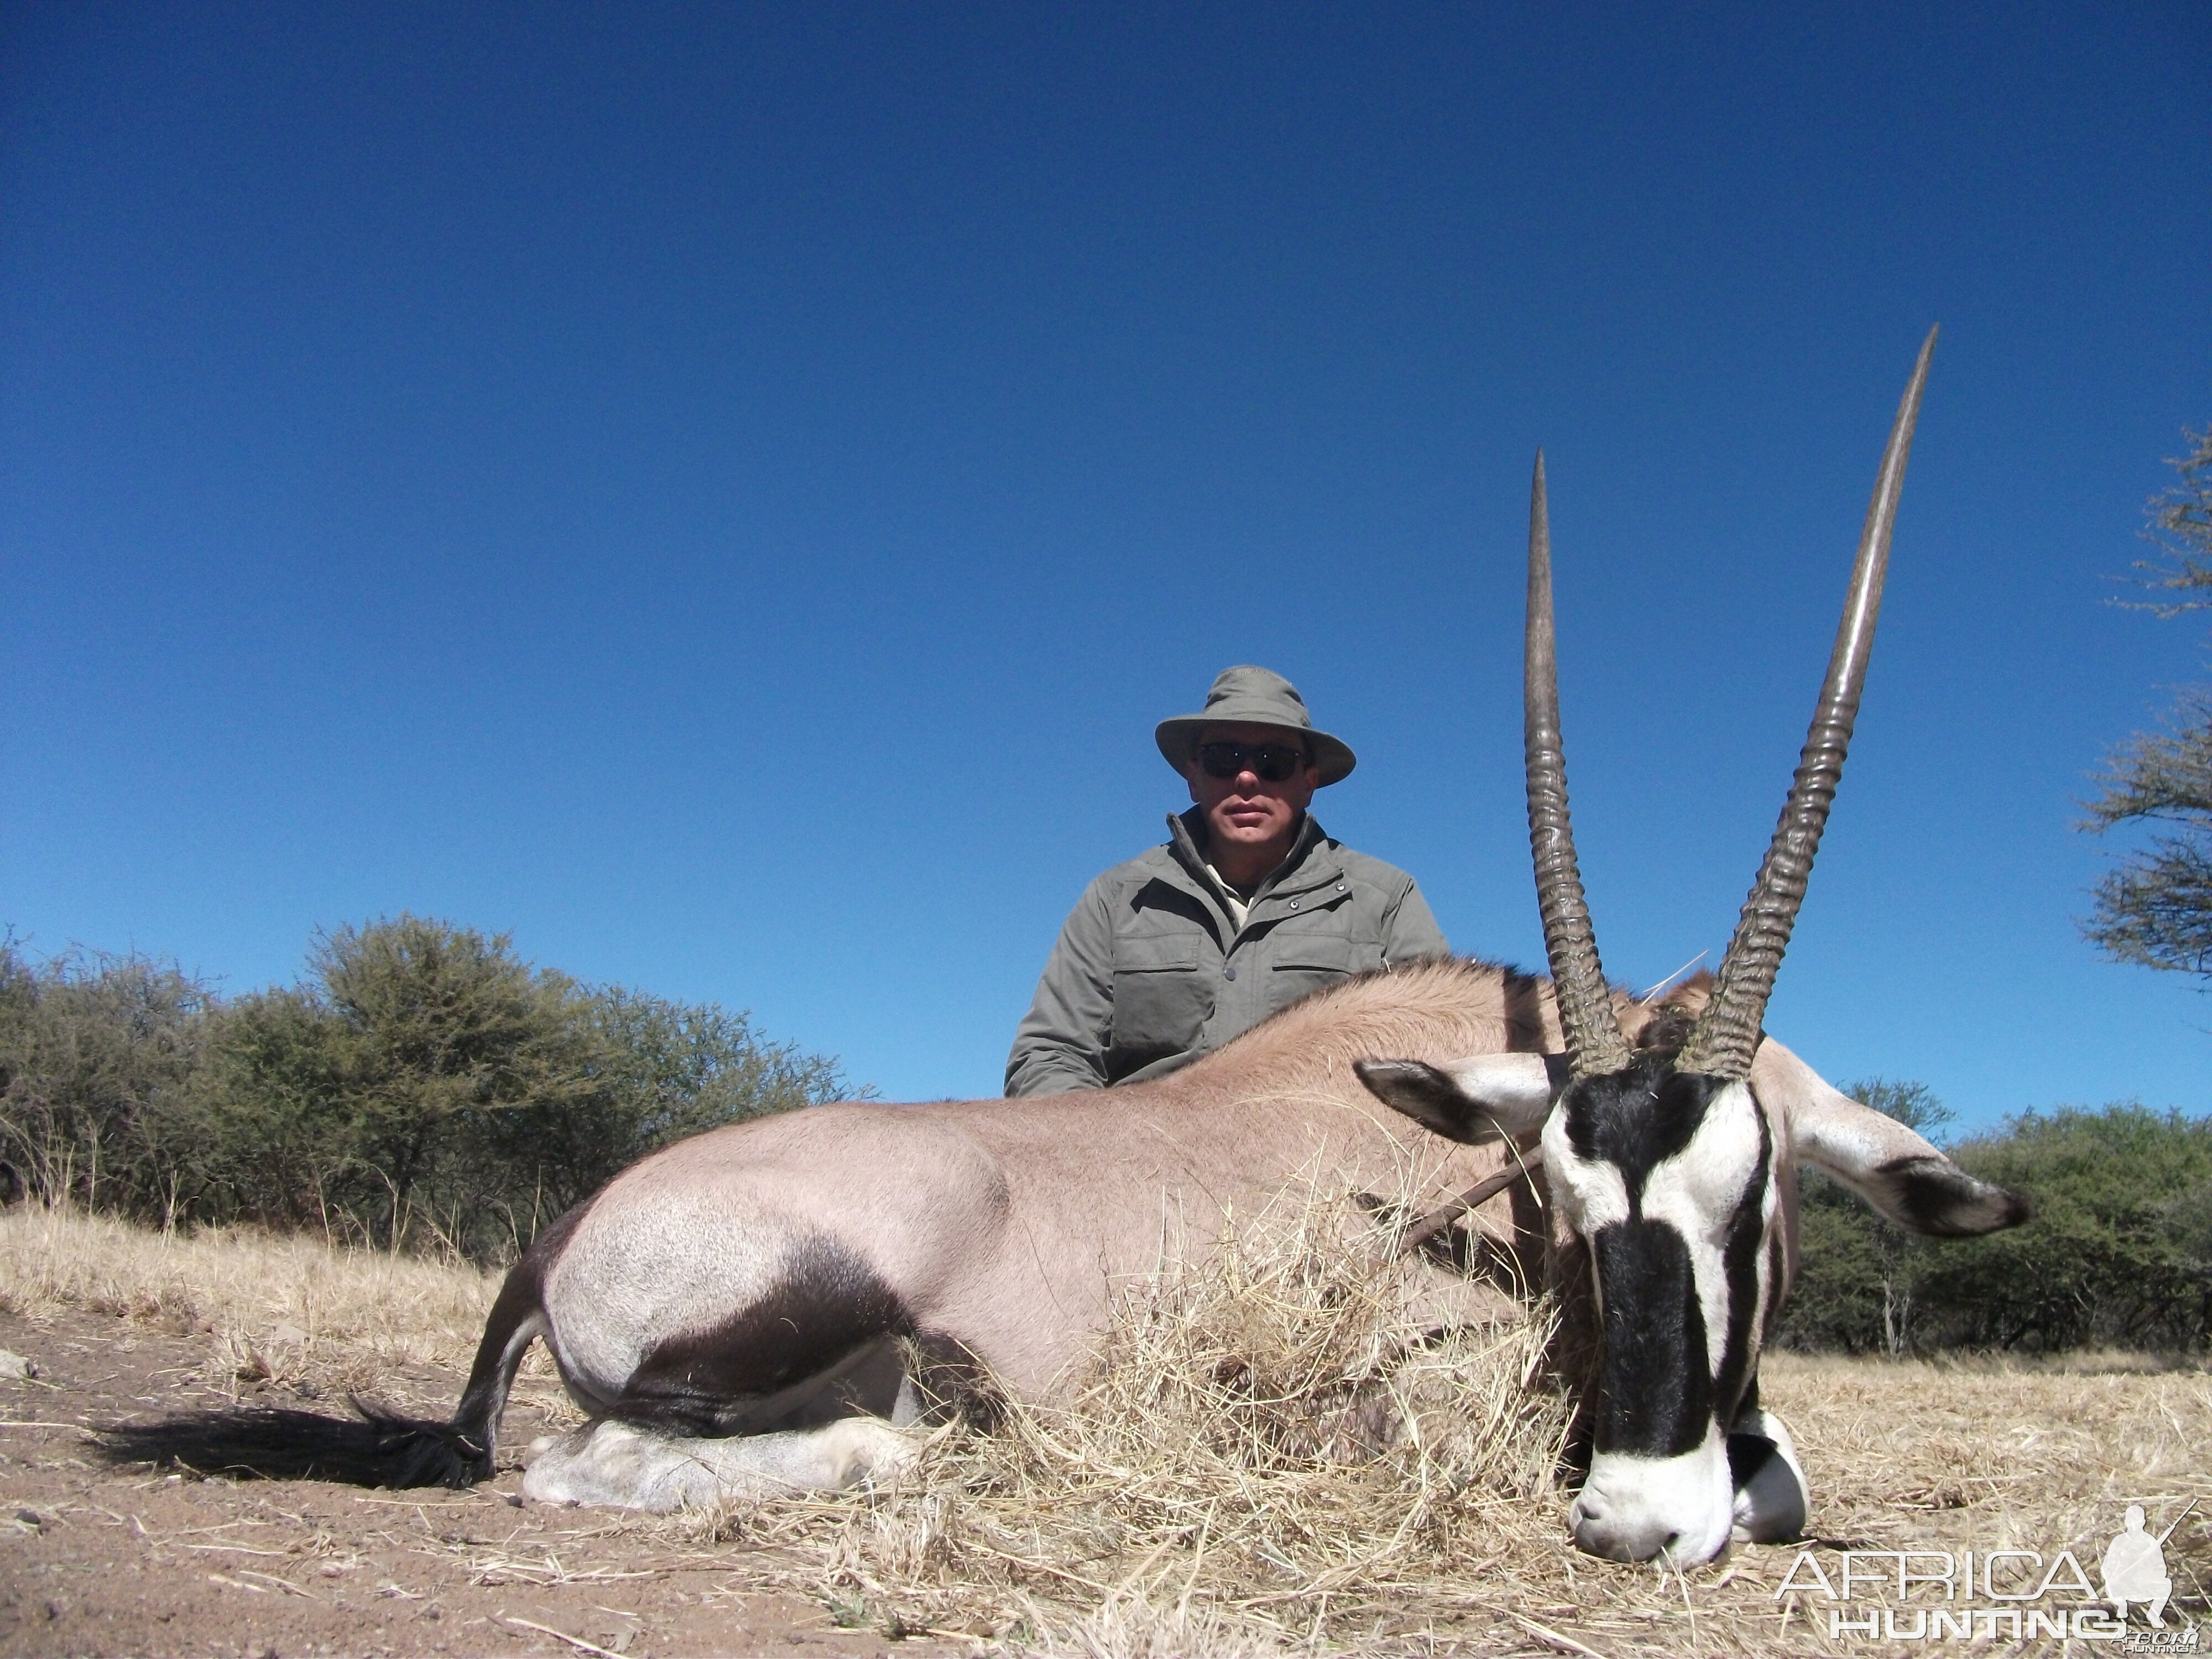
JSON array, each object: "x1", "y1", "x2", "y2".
[
  {"x1": 1, "y1": 1208, "x2": 2207, "y2": 1658},
  {"x1": 0, "y1": 1307, "x2": 967, "y2": 1659}
]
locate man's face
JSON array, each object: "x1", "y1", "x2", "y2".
[{"x1": 1183, "y1": 721, "x2": 1319, "y2": 854}]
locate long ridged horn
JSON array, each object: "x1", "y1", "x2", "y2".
[
  {"x1": 1526, "y1": 450, "x2": 1633, "y2": 1078},
  {"x1": 1675, "y1": 327, "x2": 1937, "y2": 1079}
]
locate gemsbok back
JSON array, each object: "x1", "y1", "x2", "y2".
[{"x1": 367, "y1": 328, "x2": 2025, "y2": 1564}]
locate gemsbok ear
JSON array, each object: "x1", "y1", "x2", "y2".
[
  {"x1": 1353, "y1": 1052, "x2": 1563, "y2": 1144},
  {"x1": 1750, "y1": 1038, "x2": 2031, "y2": 1239}
]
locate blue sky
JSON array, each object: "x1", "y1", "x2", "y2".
[{"x1": 3, "y1": 4, "x2": 2207, "y2": 1126}]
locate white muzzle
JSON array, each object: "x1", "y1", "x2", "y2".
[{"x1": 1569, "y1": 1422, "x2": 1734, "y2": 1564}]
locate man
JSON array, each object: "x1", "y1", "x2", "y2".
[{"x1": 1006, "y1": 665, "x2": 1450, "y2": 1097}]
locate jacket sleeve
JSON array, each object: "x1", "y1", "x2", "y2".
[
  {"x1": 1380, "y1": 877, "x2": 1451, "y2": 964},
  {"x1": 1005, "y1": 877, "x2": 1120, "y2": 1097}
]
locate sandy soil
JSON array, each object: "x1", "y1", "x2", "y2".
[
  {"x1": 1, "y1": 1207, "x2": 2206, "y2": 1657},
  {"x1": 0, "y1": 1307, "x2": 966, "y2": 1659}
]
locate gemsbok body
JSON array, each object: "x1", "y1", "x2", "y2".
[{"x1": 379, "y1": 330, "x2": 2026, "y2": 1563}]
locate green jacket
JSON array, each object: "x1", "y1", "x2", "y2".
[{"x1": 1005, "y1": 808, "x2": 1451, "y2": 1097}]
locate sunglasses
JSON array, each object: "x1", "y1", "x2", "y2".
[{"x1": 1195, "y1": 740, "x2": 1311, "y2": 783}]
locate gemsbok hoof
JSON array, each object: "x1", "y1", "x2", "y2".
[{"x1": 518, "y1": 1416, "x2": 922, "y2": 1512}]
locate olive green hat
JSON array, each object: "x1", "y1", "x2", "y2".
[{"x1": 1154, "y1": 665, "x2": 1357, "y2": 787}]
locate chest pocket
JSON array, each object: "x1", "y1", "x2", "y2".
[
  {"x1": 1265, "y1": 932, "x2": 1380, "y2": 1012},
  {"x1": 1108, "y1": 936, "x2": 1211, "y2": 1074}
]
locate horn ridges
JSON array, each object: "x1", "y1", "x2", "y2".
[
  {"x1": 1525, "y1": 451, "x2": 1633, "y2": 1079},
  {"x1": 1675, "y1": 327, "x2": 1937, "y2": 1078}
]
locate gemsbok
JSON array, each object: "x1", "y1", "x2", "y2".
[{"x1": 370, "y1": 328, "x2": 2026, "y2": 1563}]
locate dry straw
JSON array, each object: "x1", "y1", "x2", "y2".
[
  {"x1": 6, "y1": 1197, "x2": 2207, "y2": 1655},
  {"x1": 654, "y1": 1185, "x2": 2211, "y2": 1653},
  {"x1": 671, "y1": 1186, "x2": 1592, "y2": 1652}
]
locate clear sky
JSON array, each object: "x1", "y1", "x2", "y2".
[{"x1": 3, "y1": 4, "x2": 2207, "y2": 1127}]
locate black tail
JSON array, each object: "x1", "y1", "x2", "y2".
[
  {"x1": 99, "y1": 1199, "x2": 589, "y2": 1490},
  {"x1": 95, "y1": 1399, "x2": 487, "y2": 1488},
  {"x1": 356, "y1": 1398, "x2": 494, "y2": 1487},
  {"x1": 384, "y1": 1197, "x2": 589, "y2": 1486}
]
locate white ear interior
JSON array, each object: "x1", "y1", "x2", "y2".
[
  {"x1": 1353, "y1": 1051, "x2": 1558, "y2": 1145},
  {"x1": 1750, "y1": 1036, "x2": 1940, "y2": 1171},
  {"x1": 1439, "y1": 1052, "x2": 1559, "y2": 1135},
  {"x1": 1751, "y1": 1036, "x2": 2027, "y2": 1237}
]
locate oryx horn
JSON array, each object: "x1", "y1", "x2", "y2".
[
  {"x1": 1525, "y1": 450, "x2": 1633, "y2": 1079},
  {"x1": 1674, "y1": 327, "x2": 1937, "y2": 1079}
]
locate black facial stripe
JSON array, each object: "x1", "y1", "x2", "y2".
[
  {"x1": 1564, "y1": 1058, "x2": 1785, "y2": 1457},
  {"x1": 1761, "y1": 1229, "x2": 1789, "y2": 1358},
  {"x1": 1726, "y1": 1423, "x2": 1780, "y2": 1489},
  {"x1": 1590, "y1": 1220, "x2": 1711, "y2": 1457},
  {"x1": 1709, "y1": 1104, "x2": 1772, "y2": 1427},
  {"x1": 617, "y1": 1233, "x2": 914, "y2": 1436},
  {"x1": 1561, "y1": 1055, "x2": 1716, "y2": 1194}
]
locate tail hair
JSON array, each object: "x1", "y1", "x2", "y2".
[
  {"x1": 97, "y1": 1398, "x2": 494, "y2": 1489},
  {"x1": 101, "y1": 1199, "x2": 587, "y2": 1491},
  {"x1": 353, "y1": 1397, "x2": 495, "y2": 1488}
]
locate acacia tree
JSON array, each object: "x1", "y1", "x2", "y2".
[
  {"x1": 2083, "y1": 427, "x2": 2212, "y2": 983},
  {"x1": 205, "y1": 916, "x2": 859, "y2": 1255}
]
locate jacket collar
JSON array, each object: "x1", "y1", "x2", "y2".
[{"x1": 1164, "y1": 807, "x2": 1345, "y2": 910}]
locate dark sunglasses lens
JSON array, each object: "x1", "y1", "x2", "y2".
[{"x1": 1197, "y1": 743, "x2": 1305, "y2": 782}]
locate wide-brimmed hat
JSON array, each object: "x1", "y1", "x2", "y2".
[{"x1": 1154, "y1": 665, "x2": 1357, "y2": 786}]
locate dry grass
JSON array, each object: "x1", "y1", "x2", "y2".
[
  {"x1": 0, "y1": 1202, "x2": 568, "y2": 1408},
  {"x1": 684, "y1": 1191, "x2": 1579, "y2": 1654},
  {"x1": 4, "y1": 1200, "x2": 2208, "y2": 1656}
]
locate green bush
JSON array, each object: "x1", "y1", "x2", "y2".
[
  {"x1": 1778, "y1": 1089, "x2": 2212, "y2": 1355},
  {"x1": 1776, "y1": 1079, "x2": 1950, "y2": 1358},
  {"x1": 1921, "y1": 1105, "x2": 2212, "y2": 1351},
  {"x1": 0, "y1": 942, "x2": 216, "y2": 1222},
  {"x1": 0, "y1": 919, "x2": 858, "y2": 1259}
]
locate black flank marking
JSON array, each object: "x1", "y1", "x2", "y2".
[
  {"x1": 1710, "y1": 1106, "x2": 1771, "y2": 1427},
  {"x1": 1590, "y1": 1219, "x2": 1711, "y2": 1458},
  {"x1": 615, "y1": 1233, "x2": 916, "y2": 1436}
]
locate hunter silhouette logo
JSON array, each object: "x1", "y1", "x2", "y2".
[
  {"x1": 2103, "y1": 1502, "x2": 2192, "y2": 1629},
  {"x1": 1776, "y1": 1500, "x2": 2201, "y2": 1645}
]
